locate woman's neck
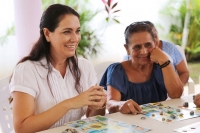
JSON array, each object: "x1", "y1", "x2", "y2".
[
  {"x1": 130, "y1": 61, "x2": 153, "y2": 71},
  {"x1": 50, "y1": 57, "x2": 67, "y2": 78}
]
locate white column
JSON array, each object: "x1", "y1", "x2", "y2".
[{"x1": 13, "y1": 0, "x2": 42, "y2": 59}]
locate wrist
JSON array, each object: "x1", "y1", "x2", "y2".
[{"x1": 159, "y1": 60, "x2": 171, "y2": 68}]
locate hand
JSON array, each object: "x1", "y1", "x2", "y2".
[
  {"x1": 88, "y1": 87, "x2": 107, "y2": 110},
  {"x1": 119, "y1": 99, "x2": 142, "y2": 115},
  {"x1": 150, "y1": 47, "x2": 169, "y2": 64},
  {"x1": 194, "y1": 94, "x2": 200, "y2": 107},
  {"x1": 69, "y1": 86, "x2": 106, "y2": 109}
]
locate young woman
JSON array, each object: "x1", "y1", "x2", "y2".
[{"x1": 9, "y1": 4, "x2": 106, "y2": 133}]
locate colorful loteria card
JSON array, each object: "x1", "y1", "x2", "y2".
[
  {"x1": 63, "y1": 115, "x2": 151, "y2": 133},
  {"x1": 140, "y1": 102, "x2": 200, "y2": 123}
]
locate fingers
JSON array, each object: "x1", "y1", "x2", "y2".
[
  {"x1": 119, "y1": 100, "x2": 142, "y2": 115},
  {"x1": 127, "y1": 101, "x2": 142, "y2": 115},
  {"x1": 90, "y1": 89, "x2": 106, "y2": 96},
  {"x1": 127, "y1": 103, "x2": 137, "y2": 114},
  {"x1": 89, "y1": 95, "x2": 106, "y2": 101},
  {"x1": 194, "y1": 95, "x2": 200, "y2": 106},
  {"x1": 87, "y1": 86, "x2": 107, "y2": 110},
  {"x1": 88, "y1": 86, "x2": 104, "y2": 92},
  {"x1": 88, "y1": 100, "x2": 106, "y2": 110},
  {"x1": 150, "y1": 45, "x2": 157, "y2": 53}
]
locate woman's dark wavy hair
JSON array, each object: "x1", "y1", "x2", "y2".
[
  {"x1": 124, "y1": 21, "x2": 155, "y2": 45},
  {"x1": 17, "y1": 4, "x2": 82, "y2": 93}
]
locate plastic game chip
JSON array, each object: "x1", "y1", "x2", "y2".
[
  {"x1": 183, "y1": 102, "x2": 189, "y2": 107},
  {"x1": 62, "y1": 128, "x2": 78, "y2": 133},
  {"x1": 190, "y1": 111, "x2": 194, "y2": 115}
]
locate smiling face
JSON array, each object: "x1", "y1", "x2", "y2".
[
  {"x1": 44, "y1": 14, "x2": 81, "y2": 60},
  {"x1": 125, "y1": 31, "x2": 156, "y2": 65}
]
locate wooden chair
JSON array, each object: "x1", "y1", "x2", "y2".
[{"x1": 0, "y1": 76, "x2": 14, "y2": 133}]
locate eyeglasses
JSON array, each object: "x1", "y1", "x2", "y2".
[{"x1": 124, "y1": 21, "x2": 150, "y2": 35}]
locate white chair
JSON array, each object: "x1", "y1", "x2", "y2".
[
  {"x1": 94, "y1": 61, "x2": 115, "y2": 85},
  {"x1": 0, "y1": 76, "x2": 14, "y2": 133},
  {"x1": 176, "y1": 45, "x2": 195, "y2": 94}
]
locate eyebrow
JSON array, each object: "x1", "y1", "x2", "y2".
[
  {"x1": 132, "y1": 44, "x2": 141, "y2": 47},
  {"x1": 62, "y1": 27, "x2": 80, "y2": 31},
  {"x1": 145, "y1": 42, "x2": 152, "y2": 44},
  {"x1": 132, "y1": 42, "x2": 152, "y2": 46}
]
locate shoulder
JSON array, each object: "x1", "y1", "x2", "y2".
[
  {"x1": 107, "y1": 62, "x2": 121, "y2": 71},
  {"x1": 15, "y1": 60, "x2": 35, "y2": 72},
  {"x1": 161, "y1": 40, "x2": 180, "y2": 54},
  {"x1": 162, "y1": 40, "x2": 176, "y2": 49},
  {"x1": 15, "y1": 59, "x2": 48, "y2": 79}
]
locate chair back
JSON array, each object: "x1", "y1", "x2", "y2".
[
  {"x1": 175, "y1": 45, "x2": 195, "y2": 94},
  {"x1": 94, "y1": 61, "x2": 115, "y2": 85},
  {"x1": 176, "y1": 45, "x2": 187, "y2": 66},
  {"x1": 0, "y1": 76, "x2": 14, "y2": 133}
]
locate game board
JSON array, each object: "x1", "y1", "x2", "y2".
[
  {"x1": 63, "y1": 115, "x2": 151, "y2": 133},
  {"x1": 140, "y1": 102, "x2": 200, "y2": 123},
  {"x1": 174, "y1": 122, "x2": 200, "y2": 133}
]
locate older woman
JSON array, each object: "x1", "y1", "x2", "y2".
[
  {"x1": 124, "y1": 21, "x2": 189, "y2": 86},
  {"x1": 100, "y1": 22, "x2": 183, "y2": 114}
]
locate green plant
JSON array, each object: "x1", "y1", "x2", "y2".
[
  {"x1": 1, "y1": 0, "x2": 121, "y2": 59},
  {"x1": 160, "y1": 0, "x2": 200, "y2": 61},
  {"x1": 102, "y1": 0, "x2": 121, "y2": 23},
  {"x1": 0, "y1": 25, "x2": 15, "y2": 45}
]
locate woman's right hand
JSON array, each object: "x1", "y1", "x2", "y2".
[
  {"x1": 119, "y1": 99, "x2": 142, "y2": 115},
  {"x1": 69, "y1": 86, "x2": 106, "y2": 109}
]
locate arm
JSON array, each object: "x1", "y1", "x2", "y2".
[
  {"x1": 161, "y1": 62, "x2": 183, "y2": 98},
  {"x1": 106, "y1": 85, "x2": 142, "y2": 114},
  {"x1": 151, "y1": 47, "x2": 183, "y2": 98},
  {"x1": 12, "y1": 92, "x2": 71, "y2": 133},
  {"x1": 12, "y1": 86, "x2": 105, "y2": 133},
  {"x1": 175, "y1": 59, "x2": 189, "y2": 86}
]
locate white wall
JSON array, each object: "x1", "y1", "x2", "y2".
[
  {"x1": 90, "y1": 0, "x2": 169, "y2": 65},
  {"x1": 0, "y1": 0, "x2": 169, "y2": 79},
  {"x1": 0, "y1": 0, "x2": 16, "y2": 79}
]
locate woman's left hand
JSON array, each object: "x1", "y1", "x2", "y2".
[
  {"x1": 194, "y1": 94, "x2": 200, "y2": 107},
  {"x1": 150, "y1": 47, "x2": 168, "y2": 64},
  {"x1": 88, "y1": 88, "x2": 107, "y2": 110}
]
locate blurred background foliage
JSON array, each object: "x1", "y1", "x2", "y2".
[
  {"x1": 43, "y1": 0, "x2": 121, "y2": 59},
  {"x1": 161, "y1": 0, "x2": 200, "y2": 61},
  {"x1": 0, "y1": 0, "x2": 121, "y2": 59}
]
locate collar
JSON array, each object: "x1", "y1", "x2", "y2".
[
  {"x1": 34, "y1": 57, "x2": 49, "y2": 79},
  {"x1": 34, "y1": 57, "x2": 69, "y2": 79}
]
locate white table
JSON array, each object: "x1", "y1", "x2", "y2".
[{"x1": 38, "y1": 95, "x2": 199, "y2": 133}]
